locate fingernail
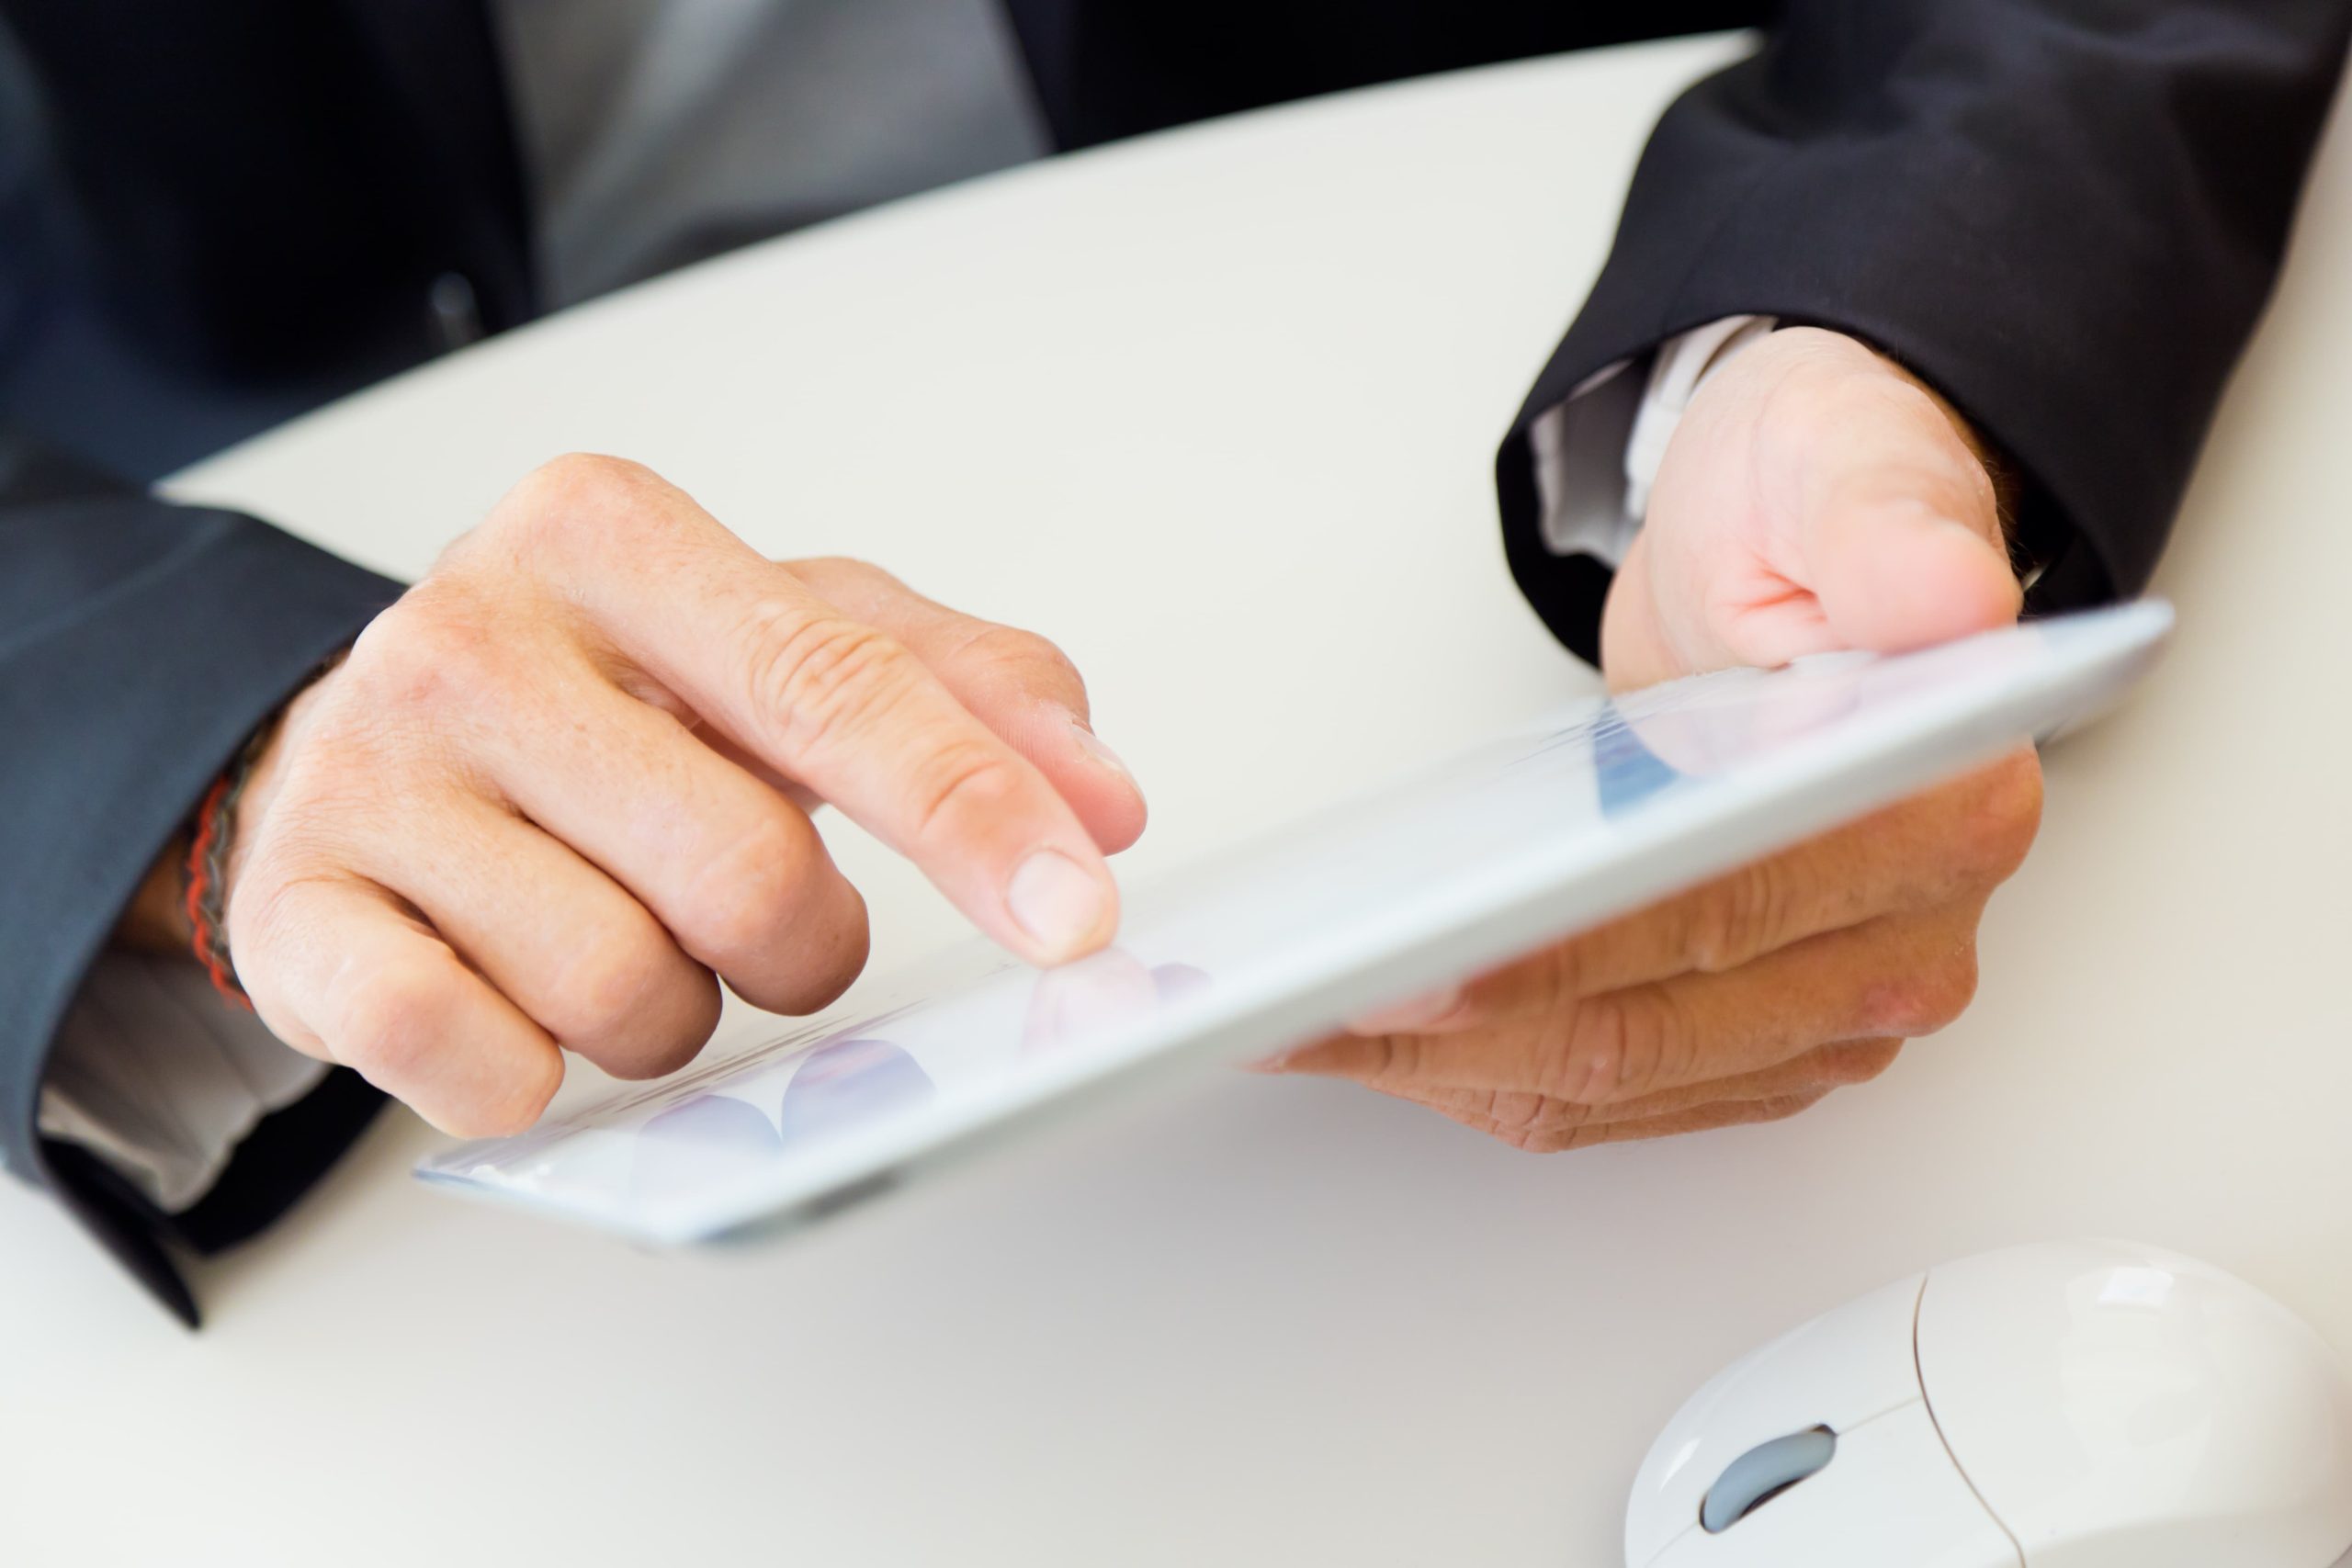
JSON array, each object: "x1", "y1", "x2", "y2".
[
  {"x1": 1070, "y1": 722, "x2": 1142, "y2": 797},
  {"x1": 1350, "y1": 985, "x2": 1464, "y2": 1034},
  {"x1": 1007, "y1": 849, "x2": 1110, "y2": 960}
]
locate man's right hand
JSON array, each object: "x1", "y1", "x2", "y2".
[{"x1": 215, "y1": 454, "x2": 1147, "y2": 1136}]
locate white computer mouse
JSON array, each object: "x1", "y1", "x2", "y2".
[{"x1": 1624, "y1": 1240, "x2": 2352, "y2": 1566}]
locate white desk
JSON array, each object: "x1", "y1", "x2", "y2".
[{"x1": 8, "y1": 32, "x2": 2352, "y2": 1565}]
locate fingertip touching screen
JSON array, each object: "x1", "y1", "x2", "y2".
[{"x1": 417, "y1": 604, "x2": 2171, "y2": 1247}]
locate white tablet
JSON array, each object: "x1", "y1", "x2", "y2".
[{"x1": 417, "y1": 603, "x2": 2172, "y2": 1245}]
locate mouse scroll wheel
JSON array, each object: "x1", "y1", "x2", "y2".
[{"x1": 1699, "y1": 1426, "x2": 1838, "y2": 1533}]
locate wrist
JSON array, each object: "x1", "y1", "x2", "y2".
[
  {"x1": 116, "y1": 832, "x2": 196, "y2": 953},
  {"x1": 107, "y1": 653, "x2": 345, "y2": 972}
]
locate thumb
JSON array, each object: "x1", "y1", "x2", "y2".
[{"x1": 1797, "y1": 383, "x2": 2021, "y2": 652}]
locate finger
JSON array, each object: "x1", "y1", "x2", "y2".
[
  {"x1": 1400, "y1": 1038, "x2": 1903, "y2": 1133},
  {"x1": 783, "y1": 558, "x2": 1147, "y2": 853},
  {"x1": 468, "y1": 654, "x2": 870, "y2": 1015},
  {"x1": 351, "y1": 798, "x2": 723, "y2": 1080},
  {"x1": 235, "y1": 874, "x2": 563, "y2": 1138},
  {"x1": 1346, "y1": 751, "x2": 2038, "y2": 1037},
  {"x1": 1021, "y1": 947, "x2": 1159, "y2": 1056},
  {"x1": 524, "y1": 458, "x2": 1117, "y2": 965},
  {"x1": 1795, "y1": 373, "x2": 2020, "y2": 652},
  {"x1": 1289, "y1": 906, "x2": 1978, "y2": 1105},
  {"x1": 1431, "y1": 1088, "x2": 1833, "y2": 1154}
]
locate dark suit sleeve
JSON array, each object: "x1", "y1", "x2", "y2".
[
  {"x1": 0, "y1": 495, "x2": 401, "y2": 1324},
  {"x1": 1499, "y1": 1, "x2": 2352, "y2": 664}
]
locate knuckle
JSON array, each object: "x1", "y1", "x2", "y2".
[
  {"x1": 741, "y1": 897, "x2": 871, "y2": 1018},
  {"x1": 685, "y1": 816, "x2": 814, "y2": 964},
  {"x1": 679, "y1": 819, "x2": 870, "y2": 1017},
  {"x1": 1869, "y1": 943, "x2": 1980, "y2": 1036},
  {"x1": 1510, "y1": 942, "x2": 1584, "y2": 1021},
  {"x1": 345, "y1": 599, "x2": 427, "y2": 692},
  {"x1": 1353, "y1": 1031, "x2": 1417, "y2": 1085},
  {"x1": 1560, "y1": 987, "x2": 1680, "y2": 1103},
  {"x1": 961, "y1": 624, "x2": 1085, "y2": 699},
  {"x1": 231, "y1": 759, "x2": 424, "y2": 935},
  {"x1": 1688, "y1": 860, "x2": 1788, "y2": 971},
  {"x1": 222, "y1": 852, "x2": 316, "y2": 957},
  {"x1": 514, "y1": 451, "x2": 652, "y2": 513},
  {"x1": 905, "y1": 740, "x2": 1029, "y2": 850},
  {"x1": 1552, "y1": 998, "x2": 1624, "y2": 1100},
  {"x1": 601, "y1": 973, "x2": 721, "y2": 1081},
  {"x1": 327, "y1": 956, "x2": 450, "y2": 1084},
  {"x1": 492, "y1": 453, "x2": 662, "y2": 561},
  {"x1": 544, "y1": 917, "x2": 676, "y2": 1042},
  {"x1": 1626, "y1": 990, "x2": 1695, "y2": 1097},
  {"x1": 322, "y1": 949, "x2": 564, "y2": 1138},
  {"x1": 742, "y1": 608, "x2": 916, "y2": 752},
  {"x1": 223, "y1": 865, "x2": 347, "y2": 1007},
  {"x1": 1959, "y1": 752, "x2": 2045, "y2": 883},
  {"x1": 348, "y1": 592, "x2": 509, "y2": 716}
]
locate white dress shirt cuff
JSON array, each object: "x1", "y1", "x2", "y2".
[
  {"x1": 37, "y1": 950, "x2": 327, "y2": 1213},
  {"x1": 1530, "y1": 315, "x2": 1777, "y2": 568}
]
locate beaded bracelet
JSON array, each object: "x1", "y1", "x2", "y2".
[
  {"x1": 181, "y1": 723, "x2": 276, "y2": 1008},
  {"x1": 180, "y1": 654, "x2": 344, "y2": 1008}
]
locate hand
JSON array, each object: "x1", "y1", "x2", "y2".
[
  {"x1": 1272, "y1": 328, "x2": 2040, "y2": 1149},
  {"x1": 1604, "y1": 325, "x2": 2020, "y2": 687},
  {"x1": 1269, "y1": 752, "x2": 2038, "y2": 1149},
  {"x1": 208, "y1": 455, "x2": 1146, "y2": 1135}
]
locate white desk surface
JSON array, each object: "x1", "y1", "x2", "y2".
[{"x1": 8, "y1": 32, "x2": 2352, "y2": 1565}]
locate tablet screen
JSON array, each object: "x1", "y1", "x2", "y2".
[{"x1": 417, "y1": 604, "x2": 2169, "y2": 1244}]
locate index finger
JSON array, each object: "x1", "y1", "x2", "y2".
[
  {"x1": 526, "y1": 458, "x2": 1118, "y2": 965},
  {"x1": 780, "y1": 557, "x2": 1148, "y2": 855}
]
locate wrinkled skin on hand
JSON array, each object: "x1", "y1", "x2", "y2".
[
  {"x1": 207, "y1": 455, "x2": 1147, "y2": 1135},
  {"x1": 1272, "y1": 328, "x2": 2042, "y2": 1149}
]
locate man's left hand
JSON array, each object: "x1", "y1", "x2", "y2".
[
  {"x1": 1269, "y1": 327, "x2": 2041, "y2": 1149},
  {"x1": 1268, "y1": 750, "x2": 2039, "y2": 1149}
]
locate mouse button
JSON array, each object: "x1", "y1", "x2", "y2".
[
  {"x1": 1626, "y1": 1273, "x2": 1928, "y2": 1568},
  {"x1": 1917, "y1": 1242, "x2": 2352, "y2": 1563},
  {"x1": 1648, "y1": 1404, "x2": 2018, "y2": 1568},
  {"x1": 1700, "y1": 1427, "x2": 1837, "y2": 1533}
]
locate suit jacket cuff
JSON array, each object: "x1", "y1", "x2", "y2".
[{"x1": 0, "y1": 495, "x2": 400, "y2": 1324}]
